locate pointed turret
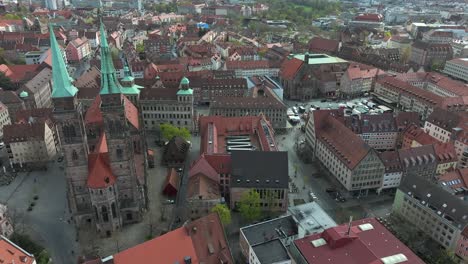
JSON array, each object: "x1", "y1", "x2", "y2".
[
  {"x1": 99, "y1": 20, "x2": 122, "y2": 95},
  {"x1": 50, "y1": 24, "x2": 78, "y2": 98}
]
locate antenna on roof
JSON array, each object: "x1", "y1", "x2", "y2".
[{"x1": 347, "y1": 216, "x2": 353, "y2": 236}]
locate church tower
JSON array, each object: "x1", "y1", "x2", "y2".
[
  {"x1": 50, "y1": 24, "x2": 91, "y2": 226},
  {"x1": 53, "y1": 21, "x2": 147, "y2": 236}
]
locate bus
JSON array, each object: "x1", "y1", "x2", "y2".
[{"x1": 378, "y1": 105, "x2": 393, "y2": 113}]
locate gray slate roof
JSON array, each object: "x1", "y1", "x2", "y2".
[{"x1": 231, "y1": 151, "x2": 288, "y2": 189}]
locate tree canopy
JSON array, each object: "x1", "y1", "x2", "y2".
[
  {"x1": 239, "y1": 189, "x2": 262, "y2": 222},
  {"x1": 160, "y1": 123, "x2": 191, "y2": 141},
  {"x1": 211, "y1": 204, "x2": 231, "y2": 226},
  {"x1": 0, "y1": 71, "x2": 14, "y2": 90},
  {"x1": 136, "y1": 43, "x2": 145, "y2": 53}
]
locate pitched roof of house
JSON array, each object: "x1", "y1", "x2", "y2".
[
  {"x1": 314, "y1": 110, "x2": 371, "y2": 169},
  {"x1": 184, "y1": 213, "x2": 234, "y2": 264},
  {"x1": 395, "y1": 112, "x2": 420, "y2": 128},
  {"x1": 433, "y1": 142, "x2": 457, "y2": 163},
  {"x1": 378, "y1": 151, "x2": 402, "y2": 173},
  {"x1": 231, "y1": 151, "x2": 288, "y2": 189},
  {"x1": 225, "y1": 60, "x2": 270, "y2": 70},
  {"x1": 0, "y1": 235, "x2": 35, "y2": 264},
  {"x1": 279, "y1": 58, "x2": 303, "y2": 80},
  {"x1": 293, "y1": 218, "x2": 425, "y2": 264},
  {"x1": 0, "y1": 90, "x2": 22, "y2": 104},
  {"x1": 400, "y1": 175, "x2": 468, "y2": 228},
  {"x1": 123, "y1": 96, "x2": 139, "y2": 129},
  {"x1": 3, "y1": 122, "x2": 46, "y2": 143},
  {"x1": 112, "y1": 225, "x2": 198, "y2": 264},
  {"x1": 426, "y1": 108, "x2": 461, "y2": 131},
  {"x1": 308, "y1": 37, "x2": 340, "y2": 54},
  {"x1": 438, "y1": 168, "x2": 468, "y2": 190},
  {"x1": 398, "y1": 145, "x2": 437, "y2": 167},
  {"x1": 139, "y1": 88, "x2": 178, "y2": 100},
  {"x1": 0, "y1": 64, "x2": 40, "y2": 83},
  {"x1": 186, "y1": 173, "x2": 221, "y2": 200},
  {"x1": 189, "y1": 154, "x2": 219, "y2": 182}
]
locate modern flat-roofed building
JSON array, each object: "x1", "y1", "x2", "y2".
[
  {"x1": 239, "y1": 215, "x2": 298, "y2": 261},
  {"x1": 230, "y1": 151, "x2": 288, "y2": 212},
  {"x1": 393, "y1": 175, "x2": 468, "y2": 262},
  {"x1": 444, "y1": 58, "x2": 468, "y2": 83}
]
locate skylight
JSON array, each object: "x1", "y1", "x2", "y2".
[
  {"x1": 381, "y1": 253, "x2": 408, "y2": 264},
  {"x1": 358, "y1": 223, "x2": 374, "y2": 231},
  {"x1": 311, "y1": 238, "x2": 327, "y2": 247}
]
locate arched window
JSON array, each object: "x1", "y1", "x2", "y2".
[
  {"x1": 72, "y1": 150, "x2": 78, "y2": 161},
  {"x1": 94, "y1": 206, "x2": 99, "y2": 220},
  {"x1": 102, "y1": 206, "x2": 109, "y2": 222},
  {"x1": 111, "y1": 203, "x2": 117, "y2": 218}
]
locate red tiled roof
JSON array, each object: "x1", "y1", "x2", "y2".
[
  {"x1": 438, "y1": 168, "x2": 468, "y2": 189},
  {"x1": 433, "y1": 142, "x2": 457, "y2": 163},
  {"x1": 294, "y1": 218, "x2": 425, "y2": 264},
  {"x1": 123, "y1": 95, "x2": 139, "y2": 129},
  {"x1": 345, "y1": 64, "x2": 380, "y2": 80},
  {"x1": 354, "y1": 13, "x2": 383, "y2": 22},
  {"x1": 186, "y1": 173, "x2": 221, "y2": 200},
  {"x1": 225, "y1": 60, "x2": 270, "y2": 70},
  {"x1": 3, "y1": 122, "x2": 46, "y2": 144},
  {"x1": 87, "y1": 133, "x2": 116, "y2": 189},
  {"x1": 185, "y1": 213, "x2": 234, "y2": 264},
  {"x1": 163, "y1": 168, "x2": 180, "y2": 196},
  {"x1": 279, "y1": 58, "x2": 303, "y2": 80},
  {"x1": 0, "y1": 64, "x2": 40, "y2": 82},
  {"x1": 0, "y1": 236, "x2": 35, "y2": 264},
  {"x1": 189, "y1": 154, "x2": 219, "y2": 181},
  {"x1": 314, "y1": 110, "x2": 370, "y2": 169},
  {"x1": 113, "y1": 226, "x2": 198, "y2": 264},
  {"x1": 85, "y1": 95, "x2": 103, "y2": 124},
  {"x1": 308, "y1": 37, "x2": 340, "y2": 54},
  {"x1": 205, "y1": 154, "x2": 231, "y2": 174}
]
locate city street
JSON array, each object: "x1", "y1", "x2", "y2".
[{"x1": 0, "y1": 161, "x2": 79, "y2": 264}]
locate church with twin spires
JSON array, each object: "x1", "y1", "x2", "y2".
[{"x1": 50, "y1": 21, "x2": 147, "y2": 237}]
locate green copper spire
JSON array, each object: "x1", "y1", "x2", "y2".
[
  {"x1": 50, "y1": 24, "x2": 78, "y2": 98},
  {"x1": 99, "y1": 20, "x2": 122, "y2": 95}
]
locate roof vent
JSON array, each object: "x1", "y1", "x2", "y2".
[
  {"x1": 381, "y1": 254, "x2": 408, "y2": 264},
  {"x1": 184, "y1": 256, "x2": 192, "y2": 264},
  {"x1": 358, "y1": 223, "x2": 374, "y2": 231},
  {"x1": 311, "y1": 238, "x2": 327, "y2": 247}
]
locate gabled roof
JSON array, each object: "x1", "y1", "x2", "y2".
[
  {"x1": 84, "y1": 95, "x2": 103, "y2": 125},
  {"x1": 0, "y1": 236, "x2": 35, "y2": 264},
  {"x1": 279, "y1": 57, "x2": 303, "y2": 80},
  {"x1": 87, "y1": 133, "x2": 116, "y2": 189},
  {"x1": 189, "y1": 154, "x2": 219, "y2": 182},
  {"x1": 123, "y1": 96, "x2": 139, "y2": 129},
  {"x1": 112, "y1": 225, "x2": 198, "y2": 264},
  {"x1": 186, "y1": 173, "x2": 221, "y2": 200},
  {"x1": 308, "y1": 37, "x2": 340, "y2": 54},
  {"x1": 3, "y1": 122, "x2": 46, "y2": 143}
]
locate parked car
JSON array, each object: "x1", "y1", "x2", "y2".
[{"x1": 309, "y1": 192, "x2": 318, "y2": 201}]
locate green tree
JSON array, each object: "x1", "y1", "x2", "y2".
[
  {"x1": 211, "y1": 204, "x2": 231, "y2": 226},
  {"x1": 239, "y1": 189, "x2": 262, "y2": 222},
  {"x1": 4, "y1": 13, "x2": 21, "y2": 20},
  {"x1": 136, "y1": 43, "x2": 145, "y2": 53},
  {"x1": 159, "y1": 123, "x2": 191, "y2": 141},
  {"x1": 401, "y1": 47, "x2": 411, "y2": 63},
  {"x1": 9, "y1": 233, "x2": 51, "y2": 264},
  {"x1": 0, "y1": 71, "x2": 14, "y2": 90}
]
